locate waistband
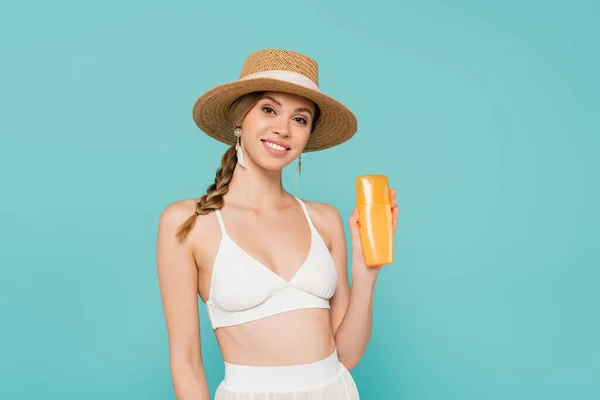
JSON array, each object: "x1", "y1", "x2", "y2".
[{"x1": 222, "y1": 349, "x2": 341, "y2": 392}]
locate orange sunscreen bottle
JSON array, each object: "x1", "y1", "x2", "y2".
[{"x1": 356, "y1": 174, "x2": 394, "y2": 267}]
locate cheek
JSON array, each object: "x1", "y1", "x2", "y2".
[
  {"x1": 243, "y1": 113, "x2": 270, "y2": 135},
  {"x1": 255, "y1": 117, "x2": 273, "y2": 131},
  {"x1": 295, "y1": 127, "x2": 312, "y2": 145}
]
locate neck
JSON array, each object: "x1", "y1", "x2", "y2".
[{"x1": 224, "y1": 162, "x2": 289, "y2": 211}]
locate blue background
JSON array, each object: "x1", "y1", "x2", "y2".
[{"x1": 1, "y1": 0, "x2": 598, "y2": 399}]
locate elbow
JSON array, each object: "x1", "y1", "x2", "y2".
[
  {"x1": 170, "y1": 355, "x2": 203, "y2": 377},
  {"x1": 338, "y1": 353, "x2": 360, "y2": 371},
  {"x1": 342, "y1": 360, "x2": 357, "y2": 371},
  {"x1": 169, "y1": 354, "x2": 203, "y2": 381},
  {"x1": 334, "y1": 338, "x2": 363, "y2": 371}
]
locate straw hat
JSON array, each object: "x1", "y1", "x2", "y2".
[{"x1": 192, "y1": 49, "x2": 357, "y2": 152}]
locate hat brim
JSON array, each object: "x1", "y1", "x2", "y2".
[{"x1": 192, "y1": 78, "x2": 357, "y2": 152}]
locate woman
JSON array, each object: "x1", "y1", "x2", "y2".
[{"x1": 156, "y1": 49, "x2": 399, "y2": 399}]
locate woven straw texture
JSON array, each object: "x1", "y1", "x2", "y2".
[{"x1": 192, "y1": 49, "x2": 357, "y2": 152}]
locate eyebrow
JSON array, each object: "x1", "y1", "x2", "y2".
[{"x1": 261, "y1": 95, "x2": 314, "y2": 118}]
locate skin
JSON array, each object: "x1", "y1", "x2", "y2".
[{"x1": 156, "y1": 91, "x2": 399, "y2": 399}]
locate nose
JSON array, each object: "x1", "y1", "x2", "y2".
[{"x1": 271, "y1": 118, "x2": 291, "y2": 137}]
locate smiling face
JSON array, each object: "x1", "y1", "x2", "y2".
[{"x1": 237, "y1": 91, "x2": 317, "y2": 171}]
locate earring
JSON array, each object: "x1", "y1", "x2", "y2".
[
  {"x1": 234, "y1": 127, "x2": 245, "y2": 167},
  {"x1": 294, "y1": 153, "x2": 302, "y2": 195}
]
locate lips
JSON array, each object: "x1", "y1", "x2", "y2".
[{"x1": 260, "y1": 138, "x2": 291, "y2": 151}]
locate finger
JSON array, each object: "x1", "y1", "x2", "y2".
[
  {"x1": 392, "y1": 207, "x2": 399, "y2": 230},
  {"x1": 392, "y1": 199, "x2": 397, "y2": 209},
  {"x1": 390, "y1": 189, "x2": 396, "y2": 200}
]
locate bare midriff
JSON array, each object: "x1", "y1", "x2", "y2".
[{"x1": 213, "y1": 308, "x2": 336, "y2": 366}]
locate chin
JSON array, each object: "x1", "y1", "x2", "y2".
[{"x1": 255, "y1": 157, "x2": 294, "y2": 171}]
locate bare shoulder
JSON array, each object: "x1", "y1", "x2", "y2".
[
  {"x1": 159, "y1": 199, "x2": 197, "y2": 227},
  {"x1": 303, "y1": 199, "x2": 343, "y2": 223},
  {"x1": 157, "y1": 198, "x2": 221, "y2": 287},
  {"x1": 158, "y1": 199, "x2": 216, "y2": 239},
  {"x1": 302, "y1": 199, "x2": 345, "y2": 247}
]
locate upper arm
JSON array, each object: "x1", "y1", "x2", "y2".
[
  {"x1": 156, "y1": 201, "x2": 204, "y2": 366},
  {"x1": 318, "y1": 203, "x2": 351, "y2": 335}
]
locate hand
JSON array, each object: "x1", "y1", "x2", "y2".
[{"x1": 349, "y1": 189, "x2": 399, "y2": 281}]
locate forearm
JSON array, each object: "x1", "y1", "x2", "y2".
[
  {"x1": 334, "y1": 269, "x2": 377, "y2": 370},
  {"x1": 171, "y1": 359, "x2": 210, "y2": 400}
]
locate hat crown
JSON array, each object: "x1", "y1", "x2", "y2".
[{"x1": 239, "y1": 49, "x2": 319, "y2": 87}]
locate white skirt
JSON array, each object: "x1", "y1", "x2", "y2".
[{"x1": 214, "y1": 349, "x2": 360, "y2": 399}]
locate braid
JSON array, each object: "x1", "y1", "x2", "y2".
[{"x1": 175, "y1": 145, "x2": 238, "y2": 241}]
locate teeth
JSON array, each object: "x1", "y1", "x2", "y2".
[{"x1": 265, "y1": 141, "x2": 286, "y2": 151}]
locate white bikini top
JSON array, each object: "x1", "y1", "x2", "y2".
[{"x1": 204, "y1": 197, "x2": 338, "y2": 329}]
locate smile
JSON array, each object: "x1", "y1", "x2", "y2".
[{"x1": 260, "y1": 139, "x2": 290, "y2": 157}]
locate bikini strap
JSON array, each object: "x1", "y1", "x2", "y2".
[
  {"x1": 213, "y1": 209, "x2": 228, "y2": 235},
  {"x1": 294, "y1": 196, "x2": 316, "y2": 230}
]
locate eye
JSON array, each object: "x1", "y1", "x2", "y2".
[
  {"x1": 262, "y1": 106, "x2": 276, "y2": 115},
  {"x1": 294, "y1": 117, "x2": 308, "y2": 125}
]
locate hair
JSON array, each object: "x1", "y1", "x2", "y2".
[{"x1": 175, "y1": 91, "x2": 321, "y2": 241}]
